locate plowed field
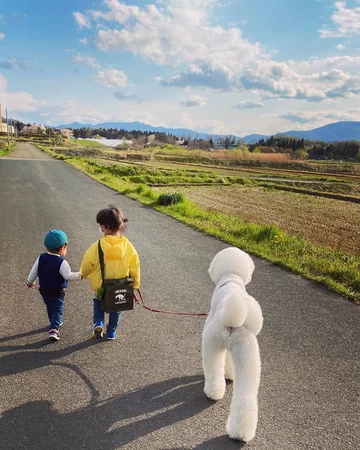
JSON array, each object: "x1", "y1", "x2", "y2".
[{"x1": 159, "y1": 185, "x2": 360, "y2": 255}]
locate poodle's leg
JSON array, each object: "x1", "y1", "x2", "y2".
[
  {"x1": 226, "y1": 330, "x2": 261, "y2": 442},
  {"x1": 224, "y1": 350, "x2": 234, "y2": 381},
  {"x1": 202, "y1": 332, "x2": 226, "y2": 400}
]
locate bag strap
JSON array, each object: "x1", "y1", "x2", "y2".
[{"x1": 98, "y1": 240, "x2": 105, "y2": 286}]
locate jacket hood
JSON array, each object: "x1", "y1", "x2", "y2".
[{"x1": 101, "y1": 235, "x2": 127, "y2": 260}]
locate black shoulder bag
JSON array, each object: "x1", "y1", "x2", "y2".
[{"x1": 98, "y1": 240, "x2": 134, "y2": 313}]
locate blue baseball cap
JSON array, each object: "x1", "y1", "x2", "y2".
[{"x1": 44, "y1": 230, "x2": 68, "y2": 250}]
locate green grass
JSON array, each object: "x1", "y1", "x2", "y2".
[
  {"x1": 64, "y1": 156, "x2": 360, "y2": 304},
  {"x1": 0, "y1": 142, "x2": 16, "y2": 157},
  {"x1": 71, "y1": 139, "x2": 108, "y2": 148},
  {"x1": 85, "y1": 159, "x2": 223, "y2": 185},
  {"x1": 36, "y1": 145, "x2": 70, "y2": 159}
]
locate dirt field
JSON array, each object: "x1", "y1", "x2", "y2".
[{"x1": 160, "y1": 185, "x2": 360, "y2": 255}]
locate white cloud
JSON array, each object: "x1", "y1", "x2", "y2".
[
  {"x1": 181, "y1": 94, "x2": 208, "y2": 107},
  {"x1": 73, "y1": 54, "x2": 100, "y2": 69},
  {"x1": 275, "y1": 108, "x2": 360, "y2": 124},
  {"x1": 320, "y1": 1, "x2": 360, "y2": 38},
  {"x1": 240, "y1": 60, "x2": 360, "y2": 102},
  {"x1": 77, "y1": 1, "x2": 360, "y2": 103},
  {"x1": 235, "y1": 100, "x2": 264, "y2": 109},
  {"x1": 335, "y1": 43, "x2": 345, "y2": 50},
  {"x1": 73, "y1": 12, "x2": 91, "y2": 29},
  {"x1": 79, "y1": 38, "x2": 88, "y2": 45},
  {"x1": 91, "y1": 0, "x2": 267, "y2": 66},
  {"x1": 0, "y1": 73, "x2": 46, "y2": 112},
  {"x1": 0, "y1": 33, "x2": 5, "y2": 40},
  {"x1": 296, "y1": 55, "x2": 360, "y2": 70},
  {"x1": 94, "y1": 68, "x2": 128, "y2": 87},
  {"x1": 160, "y1": 64, "x2": 237, "y2": 90}
]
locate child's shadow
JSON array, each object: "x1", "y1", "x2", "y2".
[
  {"x1": 0, "y1": 375, "x2": 214, "y2": 450},
  {"x1": 0, "y1": 327, "x2": 48, "y2": 345}
]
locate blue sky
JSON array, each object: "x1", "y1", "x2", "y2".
[{"x1": 1, "y1": 0, "x2": 360, "y2": 136}]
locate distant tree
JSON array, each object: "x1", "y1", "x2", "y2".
[
  {"x1": 224, "y1": 136, "x2": 231, "y2": 149},
  {"x1": 292, "y1": 149, "x2": 308, "y2": 160}
]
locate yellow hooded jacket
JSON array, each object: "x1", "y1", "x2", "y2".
[{"x1": 80, "y1": 235, "x2": 140, "y2": 294}]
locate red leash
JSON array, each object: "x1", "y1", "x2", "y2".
[{"x1": 134, "y1": 290, "x2": 208, "y2": 317}]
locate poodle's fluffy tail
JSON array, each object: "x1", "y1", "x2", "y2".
[{"x1": 220, "y1": 293, "x2": 247, "y2": 328}]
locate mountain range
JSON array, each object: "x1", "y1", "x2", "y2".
[{"x1": 55, "y1": 120, "x2": 360, "y2": 143}]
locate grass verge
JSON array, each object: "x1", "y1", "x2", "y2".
[
  {"x1": 37, "y1": 145, "x2": 72, "y2": 160},
  {"x1": 0, "y1": 143, "x2": 16, "y2": 157}
]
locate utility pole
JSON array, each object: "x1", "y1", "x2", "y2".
[{"x1": 6, "y1": 108, "x2": 9, "y2": 149}]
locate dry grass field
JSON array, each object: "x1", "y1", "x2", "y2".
[{"x1": 158, "y1": 185, "x2": 360, "y2": 255}]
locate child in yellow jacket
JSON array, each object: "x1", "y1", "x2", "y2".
[{"x1": 81, "y1": 205, "x2": 140, "y2": 340}]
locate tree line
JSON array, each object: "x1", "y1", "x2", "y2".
[
  {"x1": 249, "y1": 135, "x2": 360, "y2": 161},
  {"x1": 72, "y1": 127, "x2": 184, "y2": 142}
]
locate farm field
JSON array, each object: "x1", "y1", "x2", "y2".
[
  {"x1": 92, "y1": 157, "x2": 358, "y2": 184},
  {"x1": 155, "y1": 184, "x2": 360, "y2": 255},
  {"x1": 90, "y1": 157, "x2": 360, "y2": 198}
]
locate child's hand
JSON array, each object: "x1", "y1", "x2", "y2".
[{"x1": 26, "y1": 281, "x2": 35, "y2": 289}]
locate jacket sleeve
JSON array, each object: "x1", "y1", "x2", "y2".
[
  {"x1": 129, "y1": 250, "x2": 140, "y2": 289},
  {"x1": 27, "y1": 256, "x2": 40, "y2": 284},
  {"x1": 60, "y1": 260, "x2": 83, "y2": 281},
  {"x1": 80, "y1": 243, "x2": 97, "y2": 279}
]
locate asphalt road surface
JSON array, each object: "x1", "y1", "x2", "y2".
[{"x1": 0, "y1": 143, "x2": 358, "y2": 450}]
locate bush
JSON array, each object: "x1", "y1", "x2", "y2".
[{"x1": 158, "y1": 193, "x2": 184, "y2": 206}]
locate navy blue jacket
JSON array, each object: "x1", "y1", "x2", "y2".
[{"x1": 38, "y1": 253, "x2": 68, "y2": 297}]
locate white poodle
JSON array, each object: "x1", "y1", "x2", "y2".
[{"x1": 202, "y1": 247, "x2": 263, "y2": 442}]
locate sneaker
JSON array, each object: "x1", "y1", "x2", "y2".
[
  {"x1": 49, "y1": 329, "x2": 60, "y2": 341},
  {"x1": 93, "y1": 322, "x2": 104, "y2": 339},
  {"x1": 59, "y1": 322, "x2": 63, "y2": 327},
  {"x1": 106, "y1": 331, "x2": 116, "y2": 340}
]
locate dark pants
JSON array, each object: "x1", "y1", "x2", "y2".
[
  {"x1": 93, "y1": 298, "x2": 121, "y2": 333},
  {"x1": 42, "y1": 295, "x2": 64, "y2": 330}
]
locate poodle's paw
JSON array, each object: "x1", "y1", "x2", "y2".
[
  {"x1": 226, "y1": 414, "x2": 257, "y2": 442},
  {"x1": 204, "y1": 380, "x2": 226, "y2": 401},
  {"x1": 226, "y1": 423, "x2": 256, "y2": 443}
]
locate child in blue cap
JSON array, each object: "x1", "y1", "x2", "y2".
[{"x1": 27, "y1": 230, "x2": 82, "y2": 341}]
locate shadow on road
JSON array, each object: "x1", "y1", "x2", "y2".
[
  {"x1": 0, "y1": 339, "x2": 102, "y2": 375},
  {"x1": 0, "y1": 327, "x2": 48, "y2": 344},
  {"x1": 163, "y1": 435, "x2": 246, "y2": 449},
  {"x1": 0, "y1": 375, "x2": 216, "y2": 450}
]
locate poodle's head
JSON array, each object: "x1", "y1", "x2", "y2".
[{"x1": 208, "y1": 247, "x2": 255, "y2": 286}]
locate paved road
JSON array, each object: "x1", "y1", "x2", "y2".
[
  {"x1": 0, "y1": 144, "x2": 358, "y2": 450},
  {"x1": 6, "y1": 141, "x2": 53, "y2": 159}
]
